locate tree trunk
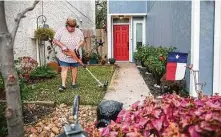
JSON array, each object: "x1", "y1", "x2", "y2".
[
  {"x1": 0, "y1": 2, "x2": 24, "y2": 137},
  {"x1": 0, "y1": 1, "x2": 39, "y2": 136}
]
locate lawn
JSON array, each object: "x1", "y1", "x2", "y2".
[{"x1": 21, "y1": 65, "x2": 116, "y2": 106}]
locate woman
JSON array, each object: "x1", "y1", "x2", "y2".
[{"x1": 53, "y1": 17, "x2": 84, "y2": 91}]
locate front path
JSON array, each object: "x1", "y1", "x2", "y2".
[{"x1": 104, "y1": 63, "x2": 151, "y2": 109}]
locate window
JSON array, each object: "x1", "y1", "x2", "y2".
[
  {"x1": 136, "y1": 23, "x2": 143, "y2": 47},
  {"x1": 113, "y1": 18, "x2": 129, "y2": 24}
]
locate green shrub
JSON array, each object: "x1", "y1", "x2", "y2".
[
  {"x1": 140, "y1": 46, "x2": 176, "y2": 75},
  {"x1": 30, "y1": 65, "x2": 57, "y2": 79}
]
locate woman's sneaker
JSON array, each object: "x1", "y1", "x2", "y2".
[
  {"x1": 58, "y1": 86, "x2": 66, "y2": 91},
  {"x1": 72, "y1": 84, "x2": 78, "y2": 89}
]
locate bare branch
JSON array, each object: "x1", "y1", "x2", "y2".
[{"x1": 11, "y1": 0, "x2": 39, "y2": 45}]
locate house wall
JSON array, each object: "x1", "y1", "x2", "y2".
[
  {"x1": 4, "y1": 1, "x2": 95, "y2": 61},
  {"x1": 199, "y1": 1, "x2": 215, "y2": 95},
  {"x1": 109, "y1": 0, "x2": 147, "y2": 14},
  {"x1": 146, "y1": 1, "x2": 192, "y2": 90}
]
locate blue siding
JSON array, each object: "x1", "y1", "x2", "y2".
[
  {"x1": 199, "y1": 1, "x2": 214, "y2": 95},
  {"x1": 109, "y1": 1, "x2": 147, "y2": 14},
  {"x1": 146, "y1": 1, "x2": 191, "y2": 90}
]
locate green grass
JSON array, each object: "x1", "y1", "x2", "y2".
[{"x1": 21, "y1": 65, "x2": 116, "y2": 106}]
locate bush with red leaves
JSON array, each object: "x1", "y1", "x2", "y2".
[{"x1": 85, "y1": 94, "x2": 221, "y2": 137}]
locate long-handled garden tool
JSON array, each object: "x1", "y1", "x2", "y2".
[
  {"x1": 63, "y1": 49, "x2": 108, "y2": 89},
  {"x1": 58, "y1": 95, "x2": 88, "y2": 137}
]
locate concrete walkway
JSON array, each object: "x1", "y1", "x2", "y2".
[{"x1": 103, "y1": 63, "x2": 151, "y2": 109}]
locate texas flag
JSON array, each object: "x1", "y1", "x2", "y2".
[{"x1": 166, "y1": 52, "x2": 188, "y2": 80}]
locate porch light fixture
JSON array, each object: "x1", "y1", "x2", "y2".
[{"x1": 118, "y1": 15, "x2": 124, "y2": 19}]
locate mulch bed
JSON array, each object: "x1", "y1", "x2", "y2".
[
  {"x1": 0, "y1": 89, "x2": 5, "y2": 100},
  {"x1": 23, "y1": 104, "x2": 55, "y2": 125},
  {"x1": 137, "y1": 67, "x2": 164, "y2": 97}
]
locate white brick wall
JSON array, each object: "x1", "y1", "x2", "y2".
[{"x1": 4, "y1": 1, "x2": 95, "y2": 62}]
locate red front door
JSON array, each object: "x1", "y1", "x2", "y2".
[{"x1": 113, "y1": 25, "x2": 129, "y2": 61}]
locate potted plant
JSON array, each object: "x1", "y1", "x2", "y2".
[
  {"x1": 82, "y1": 49, "x2": 90, "y2": 64},
  {"x1": 16, "y1": 56, "x2": 38, "y2": 80},
  {"x1": 46, "y1": 42, "x2": 61, "y2": 73},
  {"x1": 108, "y1": 58, "x2": 116, "y2": 65},
  {"x1": 34, "y1": 27, "x2": 55, "y2": 41},
  {"x1": 89, "y1": 52, "x2": 99, "y2": 64}
]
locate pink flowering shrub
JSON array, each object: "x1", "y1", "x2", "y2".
[
  {"x1": 16, "y1": 56, "x2": 38, "y2": 74},
  {"x1": 85, "y1": 94, "x2": 221, "y2": 137}
]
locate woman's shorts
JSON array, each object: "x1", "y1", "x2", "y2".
[{"x1": 58, "y1": 60, "x2": 80, "y2": 67}]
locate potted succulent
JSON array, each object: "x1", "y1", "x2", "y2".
[
  {"x1": 108, "y1": 58, "x2": 116, "y2": 65},
  {"x1": 34, "y1": 27, "x2": 55, "y2": 41}
]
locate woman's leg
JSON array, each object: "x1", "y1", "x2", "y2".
[
  {"x1": 71, "y1": 66, "x2": 77, "y2": 86},
  {"x1": 61, "y1": 66, "x2": 69, "y2": 87}
]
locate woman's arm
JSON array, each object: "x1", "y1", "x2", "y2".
[{"x1": 53, "y1": 39, "x2": 68, "y2": 51}]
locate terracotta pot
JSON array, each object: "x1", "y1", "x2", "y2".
[
  {"x1": 47, "y1": 62, "x2": 60, "y2": 73},
  {"x1": 23, "y1": 73, "x2": 30, "y2": 80}
]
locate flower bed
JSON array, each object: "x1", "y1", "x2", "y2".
[
  {"x1": 85, "y1": 94, "x2": 221, "y2": 137},
  {"x1": 134, "y1": 45, "x2": 176, "y2": 85}
]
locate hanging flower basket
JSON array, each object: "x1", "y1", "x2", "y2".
[{"x1": 34, "y1": 28, "x2": 55, "y2": 41}]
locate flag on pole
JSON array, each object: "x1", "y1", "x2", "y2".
[{"x1": 166, "y1": 52, "x2": 188, "y2": 80}]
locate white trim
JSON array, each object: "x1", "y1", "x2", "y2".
[
  {"x1": 107, "y1": 0, "x2": 109, "y2": 14},
  {"x1": 190, "y1": 0, "x2": 200, "y2": 97},
  {"x1": 213, "y1": 0, "x2": 221, "y2": 95},
  {"x1": 133, "y1": 19, "x2": 146, "y2": 52},
  {"x1": 129, "y1": 17, "x2": 133, "y2": 62},
  {"x1": 107, "y1": 14, "x2": 112, "y2": 59},
  {"x1": 109, "y1": 13, "x2": 147, "y2": 16},
  {"x1": 111, "y1": 17, "x2": 114, "y2": 58},
  {"x1": 144, "y1": 16, "x2": 147, "y2": 45},
  {"x1": 108, "y1": 12, "x2": 146, "y2": 62},
  {"x1": 107, "y1": 0, "x2": 112, "y2": 59},
  {"x1": 113, "y1": 23, "x2": 130, "y2": 25}
]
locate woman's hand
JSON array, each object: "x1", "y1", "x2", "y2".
[{"x1": 61, "y1": 46, "x2": 68, "y2": 52}]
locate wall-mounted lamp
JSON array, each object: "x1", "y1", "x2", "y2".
[{"x1": 118, "y1": 15, "x2": 124, "y2": 19}]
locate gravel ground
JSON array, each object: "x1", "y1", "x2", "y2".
[{"x1": 24, "y1": 104, "x2": 96, "y2": 137}]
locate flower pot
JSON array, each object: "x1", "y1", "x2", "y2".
[
  {"x1": 110, "y1": 62, "x2": 115, "y2": 65},
  {"x1": 23, "y1": 73, "x2": 30, "y2": 80},
  {"x1": 89, "y1": 58, "x2": 98, "y2": 64},
  {"x1": 47, "y1": 62, "x2": 59, "y2": 73},
  {"x1": 108, "y1": 58, "x2": 116, "y2": 65}
]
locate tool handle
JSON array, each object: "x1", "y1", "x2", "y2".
[
  {"x1": 86, "y1": 68, "x2": 103, "y2": 86},
  {"x1": 73, "y1": 95, "x2": 80, "y2": 124}
]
